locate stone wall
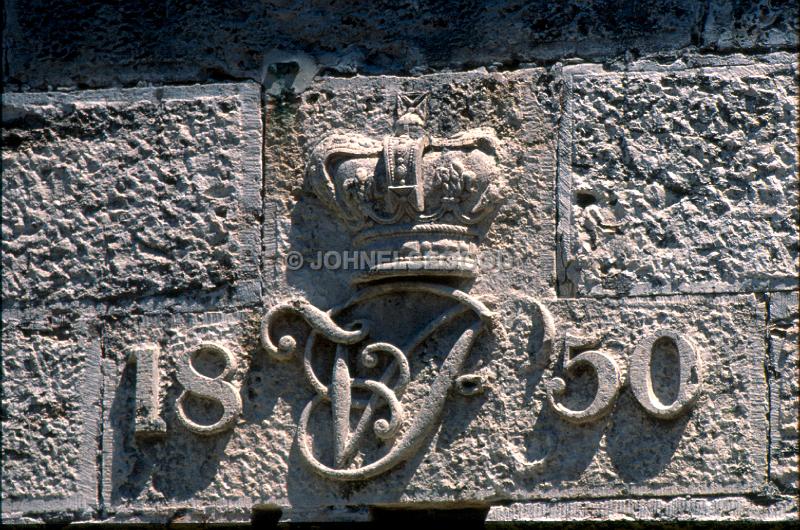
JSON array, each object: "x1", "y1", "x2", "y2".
[{"x1": 2, "y1": 1, "x2": 797, "y2": 525}]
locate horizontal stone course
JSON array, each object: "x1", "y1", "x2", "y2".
[
  {"x1": 96, "y1": 293, "x2": 767, "y2": 517},
  {"x1": 6, "y1": 1, "x2": 797, "y2": 91},
  {"x1": 4, "y1": 1, "x2": 708, "y2": 90},
  {"x1": 487, "y1": 496, "x2": 799, "y2": 522}
]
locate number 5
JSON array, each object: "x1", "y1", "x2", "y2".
[{"x1": 546, "y1": 333, "x2": 622, "y2": 424}]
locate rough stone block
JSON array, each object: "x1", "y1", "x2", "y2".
[
  {"x1": 2, "y1": 83, "x2": 262, "y2": 310},
  {"x1": 99, "y1": 293, "x2": 767, "y2": 520},
  {"x1": 1, "y1": 308, "x2": 102, "y2": 520},
  {"x1": 262, "y1": 69, "x2": 559, "y2": 305},
  {"x1": 768, "y1": 290, "x2": 799, "y2": 491},
  {"x1": 559, "y1": 59, "x2": 798, "y2": 297}
]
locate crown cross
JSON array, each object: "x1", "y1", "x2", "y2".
[{"x1": 395, "y1": 92, "x2": 429, "y2": 133}]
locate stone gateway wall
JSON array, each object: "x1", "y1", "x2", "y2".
[{"x1": 1, "y1": 1, "x2": 797, "y2": 526}]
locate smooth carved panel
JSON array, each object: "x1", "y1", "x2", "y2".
[
  {"x1": 101, "y1": 311, "x2": 277, "y2": 510},
  {"x1": 488, "y1": 293, "x2": 767, "y2": 499},
  {"x1": 2, "y1": 84, "x2": 262, "y2": 311},
  {"x1": 1, "y1": 309, "x2": 101, "y2": 516},
  {"x1": 101, "y1": 294, "x2": 766, "y2": 515},
  {"x1": 559, "y1": 60, "x2": 798, "y2": 297}
]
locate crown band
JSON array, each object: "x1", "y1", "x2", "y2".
[{"x1": 353, "y1": 223, "x2": 478, "y2": 247}]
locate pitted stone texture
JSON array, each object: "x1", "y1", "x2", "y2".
[
  {"x1": 703, "y1": 0, "x2": 799, "y2": 51},
  {"x1": 1, "y1": 308, "x2": 101, "y2": 518},
  {"x1": 3, "y1": 1, "x2": 711, "y2": 90},
  {"x1": 487, "y1": 495, "x2": 798, "y2": 522},
  {"x1": 101, "y1": 294, "x2": 767, "y2": 518},
  {"x1": 263, "y1": 69, "x2": 558, "y2": 305},
  {"x1": 102, "y1": 310, "x2": 296, "y2": 511},
  {"x1": 2, "y1": 84, "x2": 261, "y2": 310},
  {"x1": 560, "y1": 61, "x2": 798, "y2": 297},
  {"x1": 487, "y1": 293, "x2": 767, "y2": 498},
  {"x1": 768, "y1": 290, "x2": 799, "y2": 492}
]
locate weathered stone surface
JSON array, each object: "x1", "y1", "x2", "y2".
[
  {"x1": 703, "y1": 0, "x2": 799, "y2": 51},
  {"x1": 1, "y1": 308, "x2": 101, "y2": 518},
  {"x1": 98, "y1": 293, "x2": 767, "y2": 520},
  {"x1": 559, "y1": 59, "x2": 798, "y2": 297},
  {"x1": 487, "y1": 495, "x2": 799, "y2": 522},
  {"x1": 3, "y1": 3, "x2": 798, "y2": 522},
  {"x1": 2, "y1": 84, "x2": 262, "y2": 310},
  {"x1": 493, "y1": 293, "x2": 768, "y2": 499},
  {"x1": 2, "y1": 1, "x2": 716, "y2": 91},
  {"x1": 263, "y1": 69, "x2": 559, "y2": 304},
  {"x1": 769, "y1": 290, "x2": 799, "y2": 492},
  {"x1": 101, "y1": 311, "x2": 269, "y2": 513}
]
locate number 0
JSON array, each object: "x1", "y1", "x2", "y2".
[{"x1": 628, "y1": 330, "x2": 703, "y2": 419}]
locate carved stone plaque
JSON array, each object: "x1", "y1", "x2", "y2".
[
  {"x1": 90, "y1": 70, "x2": 779, "y2": 523},
  {"x1": 3, "y1": 57, "x2": 796, "y2": 525}
]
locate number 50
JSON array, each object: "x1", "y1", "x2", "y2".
[{"x1": 546, "y1": 328, "x2": 703, "y2": 423}]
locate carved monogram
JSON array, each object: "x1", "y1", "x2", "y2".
[
  {"x1": 259, "y1": 93, "x2": 507, "y2": 478},
  {"x1": 261, "y1": 283, "x2": 495, "y2": 480}
]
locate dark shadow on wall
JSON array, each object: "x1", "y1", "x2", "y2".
[
  {"x1": 10, "y1": 0, "x2": 798, "y2": 89},
  {"x1": 605, "y1": 388, "x2": 691, "y2": 483}
]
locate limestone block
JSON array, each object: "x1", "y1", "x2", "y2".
[
  {"x1": 99, "y1": 293, "x2": 767, "y2": 520},
  {"x1": 2, "y1": 83, "x2": 262, "y2": 310},
  {"x1": 487, "y1": 495, "x2": 798, "y2": 522},
  {"x1": 1, "y1": 308, "x2": 102, "y2": 519},
  {"x1": 101, "y1": 310, "x2": 284, "y2": 514},
  {"x1": 488, "y1": 293, "x2": 768, "y2": 499},
  {"x1": 262, "y1": 69, "x2": 559, "y2": 305},
  {"x1": 768, "y1": 290, "x2": 799, "y2": 491},
  {"x1": 559, "y1": 60, "x2": 798, "y2": 297}
]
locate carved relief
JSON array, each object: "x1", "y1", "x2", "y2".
[
  {"x1": 128, "y1": 344, "x2": 167, "y2": 439},
  {"x1": 121, "y1": 91, "x2": 707, "y2": 487},
  {"x1": 544, "y1": 325, "x2": 703, "y2": 425},
  {"x1": 261, "y1": 92, "x2": 509, "y2": 479},
  {"x1": 175, "y1": 343, "x2": 242, "y2": 436},
  {"x1": 305, "y1": 94, "x2": 504, "y2": 282},
  {"x1": 629, "y1": 330, "x2": 702, "y2": 419},
  {"x1": 546, "y1": 333, "x2": 622, "y2": 424},
  {"x1": 262, "y1": 283, "x2": 495, "y2": 480}
]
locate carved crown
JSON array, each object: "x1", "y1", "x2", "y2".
[{"x1": 307, "y1": 92, "x2": 505, "y2": 282}]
